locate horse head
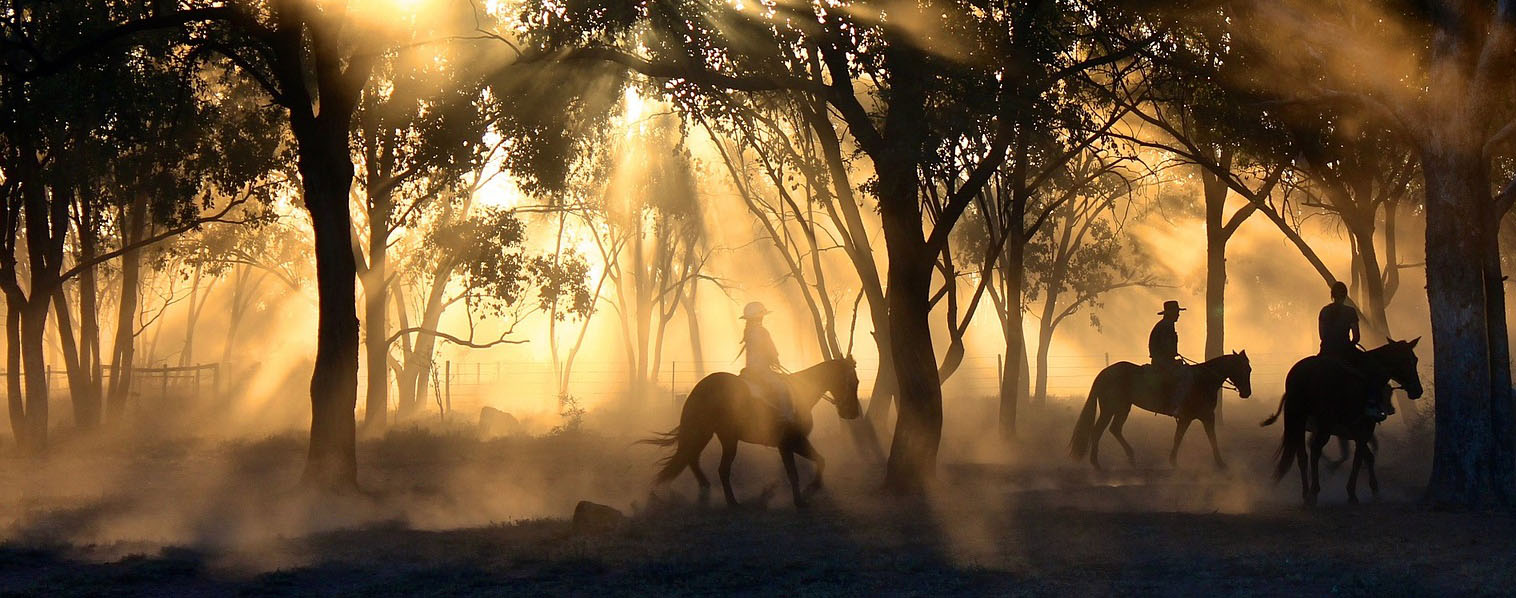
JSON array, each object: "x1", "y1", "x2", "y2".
[
  {"x1": 1226, "y1": 350, "x2": 1253, "y2": 398},
  {"x1": 831, "y1": 355, "x2": 862, "y2": 419},
  {"x1": 1381, "y1": 337, "x2": 1424, "y2": 399}
]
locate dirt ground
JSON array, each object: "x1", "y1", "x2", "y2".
[{"x1": 0, "y1": 395, "x2": 1511, "y2": 597}]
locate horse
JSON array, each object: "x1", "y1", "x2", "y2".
[
  {"x1": 641, "y1": 357, "x2": 862, "y2": 508},
  {"x1": 1262, "y1": 338, "x2": 1423, "y2": 506},
  {"x1": 1069, "y1": 352, "x2": 1253, "y2": 471}
]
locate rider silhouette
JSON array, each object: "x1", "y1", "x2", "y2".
[
  {"x1": 739, "y1": 301, "x2": 792, "y2": 420},
  {"x1": 1149, "y1": 300, "x2": 1190, "y2": 414},
  {"x1": 1318, "y1": 281, "x2": 1391, "y2": 422}
]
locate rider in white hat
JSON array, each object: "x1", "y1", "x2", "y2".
[{"x1": 740, "y1": 301, "x2": 792, "y2": 420}]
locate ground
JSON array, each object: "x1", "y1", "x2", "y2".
[{"x1": 0, "y1": 396, "x2": 1510, "y2": 597}]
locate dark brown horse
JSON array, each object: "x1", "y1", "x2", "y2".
[
  {"x1": 1070, "y1": 352, "x2": 1253, "y2": 470},
  {"x1": 642, "y1": 357, "x2": 861, "y2": 508},
  {"x1": 1263, "y1": 338, "x2": 1423, "y2": 506}
]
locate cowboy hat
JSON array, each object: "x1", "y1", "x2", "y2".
[
  {"x1": 741, "y1": 301, "x2": 771, "y2": 319},
  {"x1": 1157, "y1": 300, "x2": 1186, "y2": 315}
]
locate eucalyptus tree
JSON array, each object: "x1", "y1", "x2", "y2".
[
  {"x1": 518, "y1": 0, "x2": 1155, "y2": 488},
  {"x1": 1227, "y1": 0, "x2": 1516, "y2": 508},
  {"x1": 1, "y1": 1, "x2": 283, "y2": 448}
]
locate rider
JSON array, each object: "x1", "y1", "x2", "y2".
[
  {"x1": 1319, "y1": 281, "x2": 1391, "y2": 422},
  {"x1": 739, "y1": 301, "x2": 793, "y2": 421},
  {"x1": 1149, "y1": 300, "x2": 1190, "y2": 414}
]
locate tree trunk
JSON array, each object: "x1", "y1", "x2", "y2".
[
  {"x1": 1034, "y1": 288, "x2": 1058, "y2": 406},
  {"x1": 6, "y1": 300, "x2": 23, "y2": 447},
  {"x1": 106, "y1": 197, "x2": 146, "y2": 422},
  {"x1": 77, "y1": 244, "x2": 104, "y2": 428},
  {"x1": 298, "y1": 135, "x2": 362, "y2": 490},
  {"x1": 998, "y1": 240, "x2": 1027, "y2": 436},
  {"x1": 1420, "y1": 147, "x2": 1514, "y2": 507},
  {"x1": 19, "y1": 300, "x2": 49, "y2": 449},
  {"x1": 52, "y1": 289, "x2": 96, "y2": 428},
  {"x1": 878, "y1": 149, "x2": 941, "y2": 491},
  {"x1": 361, "y1": 188, "x2": 391, "y2": 432}
]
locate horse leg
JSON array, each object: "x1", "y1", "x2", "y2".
[
  {"x1": 1201, "y1": 416, "x2": 1226, "y2": 471},
  {"x1": 1365, "y1": 444, "x2": 1380, "y2": 500},
  {"x1": 1169, "y1": 418, "x2": 1193, "y2": 467},
  {"x1": 1295, "y1": 435, "x2": 1310, "y2": 506},
  {"x1": 790, "y1": 436, "x2": 826, "y2": 495},
  {"x1": 1089, "y1": 409, "x2": 1116, "y2": 471},
  {"x1": 1109, "y1": 407, "x2": 1136, "y2": 467},
  {"x1": 688, "y1": 433, "x2": 715, "y2": 504},
  {"x1": 718, "y1": 437, "x2": 740, "y2": 507},
  {"x1": 1326, "y1": 436, "x2": 1350, "y2": 472},
  {"x1": 1347, "y1": 440, "x2": 1366, "y2": 504},
  {"x1": 1307, "y1": 433, "x2": 1330, "y2": 507},
  {"x1": 780, "y1": 445, "x2": 806, "y2": 508}
]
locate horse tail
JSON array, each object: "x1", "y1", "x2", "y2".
[
  {"x1": 1271, "y1": 393, "x2": 1305, "y2": 483},
  {"x1": 1069, "y1": 377, "x2": 1102, "y2": 460},
  {"x1": 1260, "y1": 394, "x2": 1286, "y2": 427},
  {"x1": 637, "y1": 428, "x2": 681, "y2": 448},
  {"x1": 639, "y1": 425, "x2": 694, "y2": 484}
]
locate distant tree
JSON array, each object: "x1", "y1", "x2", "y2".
[{"x1": 1022, "y1": 157, "x2": 1156, "y2": 404}]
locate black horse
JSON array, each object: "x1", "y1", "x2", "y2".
[
  {"x1": 1070, "y1": 352, "x2": 1253, "y2": 470},
  {"x1": 642, "y1": 357, "x2": 861, "y2": 508},
  {"x1": 1263, "y1": 338, "x2": 1423, "y2": 506}
]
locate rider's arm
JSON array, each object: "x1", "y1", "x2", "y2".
[{"x1": 1349, "y1": 308, "x2": 1361, "y2": 345}]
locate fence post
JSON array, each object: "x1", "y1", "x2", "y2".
[
  {"x1": 996, "y1": 354, "x2": 1003, "y2": 394},
  {"x1": 445, "y1": 360, "x2": 452, "y2": 418},
  {"x1": 161, "y1": 365, "x2": 169, "y2": 399}
]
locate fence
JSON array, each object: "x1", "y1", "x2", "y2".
[
  {"x1": 413, "y1": 350, "x2": 1353, "y2": 419},
  {"x1": 0, "y1": 362, "x2": 222, "y2": 402}
]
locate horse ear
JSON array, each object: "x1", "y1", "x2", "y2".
[{"x1": 1409, "y1": 337, "x2": 1420, "y2": 348}]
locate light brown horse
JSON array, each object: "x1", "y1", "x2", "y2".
[
  {"x1": 641, "y1": 357, "x2": 861, "y2": 508},
  {"x1": 1070, "y1": 352, "x2": 1253, "y2": 470}
]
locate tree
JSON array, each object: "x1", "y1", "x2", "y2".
[
  {"x1": 1226, "y1": 0, "x2": 1516, "y2": 507},
  {"x1": 1022, "y1": 155, "x2": 1156, "y2": 404},
  {"x1": 1, "y1": 1, "x2": 279, "y2": 447}
]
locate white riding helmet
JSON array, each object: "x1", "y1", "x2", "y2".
[{"x1": 741, "y1": 301, "x2": 771, "y2": 320}]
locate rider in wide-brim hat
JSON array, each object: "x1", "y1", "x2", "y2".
[{"x1": 1157, "y1": 300, "x2": 1186, "y2": 315}]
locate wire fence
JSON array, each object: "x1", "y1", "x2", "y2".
[{"x1": 415, "y1": 350, "x2": 1395, "y2": 419}]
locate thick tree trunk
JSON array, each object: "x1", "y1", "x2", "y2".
[
  {"x1": 879, "y1": 151, "x2": 941, "y2": 491},
  {"x1": 19, "y1": 301, "x2": 49, "y2": 449},
  {"x1": 298, "y1": 136, "x2": 361, "y2": 490},
  {"x1": 6, "y1": 300, "x2": 23, "y2": 446},
  {"x1": 1420, "y1": 148, "x2": 1514, "y2": 507},
  {"x1": 882, "y1": 250, "x2": 940, "y2": 491}
]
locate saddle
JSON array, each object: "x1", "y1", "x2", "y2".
[
  {"x1": 740, "y1": 370, "x2": 797, "y2": 420},
  {"x1": 1140, "y1": 362, "x2": 1195, "y2": 416}
]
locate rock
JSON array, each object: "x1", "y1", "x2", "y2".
[
  {"x1": 572, "y1": 501, "x2": 625, "y2": 535},
  {"x1": 479, "y1": 407, "x2": 522, "y2": 437}
]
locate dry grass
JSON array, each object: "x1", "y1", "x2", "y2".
[{"x1": 0, "y1": 395, "x2": 1507, "y2": 597}]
